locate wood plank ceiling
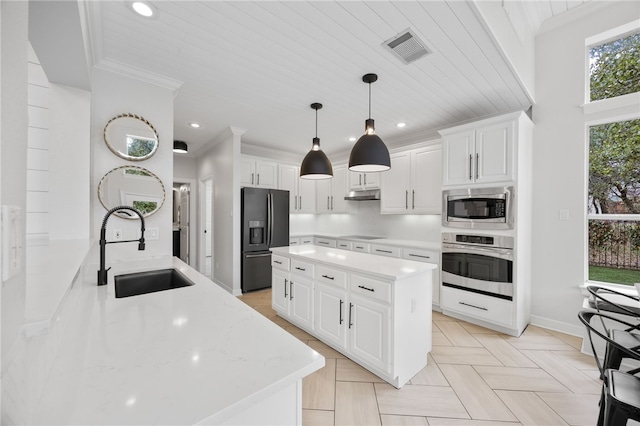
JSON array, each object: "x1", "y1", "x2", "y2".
[{"x1": 87, "y1": 1, "x2": 582, "y2": 158}]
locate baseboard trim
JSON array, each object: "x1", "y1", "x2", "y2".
[{"x1": 530, "y1": 314, "x2": 584, "y2": 337}]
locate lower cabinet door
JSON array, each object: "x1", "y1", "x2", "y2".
[
  {"x1": 272, "y1": 269, "x2": 289, "y2": 315},
  {"x1": 348, "y1": 294, "x2": 391, "y2": 374},
  {"x1": 315, "y1": 282, "x2": 347, "y2": 350},
  {"x1": 290, "y1": 275, "x2": 314, "y2": 330}
]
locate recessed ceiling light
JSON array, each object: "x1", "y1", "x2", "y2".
[
  {"x1": 188, "y1": 122, "x2": 200, "y2": 128},
  {"x1": 348, "y1": 137, "x2": 357, "y2": 142},
  {"x1": 131, "y1": 1, "x2": 154, "y2": 17},
  {"x1": 396, "y1": 122, "x2": 406, "y2": 128}
]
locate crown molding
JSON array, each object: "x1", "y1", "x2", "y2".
[
  {"x1": 241, "y1": 143, "x2": 303, "y2": 163},
  {"x1": 94, "y1": 58, "x2": 183, "y2": 92}
]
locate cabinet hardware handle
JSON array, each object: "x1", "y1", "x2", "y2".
[
  {"x1": 339, "y1": 299, "x2": 344, "y2": 324},
  {"x1": 318, "y1": 241, "x2": 329, "y2": 245},
  {"x1": 348, "y1": 303, "x2": 353, "y2": 328},
  {"x1": 405, "y1": 190, "x2": 408, "y2": 209},
  {"x1": 409, "y1": 254, "x2": 431, "y2": 259},
  {"x1": 469, "y1": 154, "x2": 473, "y2": 181},
  {"x1": 257, "y1": 174, "x2": 260, "y2": 186},
  {"x1": 475, "y1": 153, "x2": 479, "y2": 180},
  {"x1": 251, "y1": 173, "x2": 255, "y2": 185},
  {"x1": 359, "y1": 174, "x2": 362, "y2": 186},
  {"x1": 274, "y1": 260, "x2": 282, "y2": 264},
  {"x1": 295, "y1": 266, "x2": 306, "y2": 271},
  {"x1": 300, "y1": 196, "x2": 302, "y2": 209},
  {"x1": 284, "y1": 278, "x2": 288, "y2": 298},
  {"x1": 290, "y1": 281, "x2": 294, "y2": 300},
  {"x1": 412, "y1": 190, "x2": 415, "y2": 209},
  {"x1": 327, "y1": 196, "x2": 330, "y2": 210},
  {"x1": 363, "y1": 174, "x2": 367, "y2": 185},
  {"x1": 459, "y1": 301, "x2": 487, "y2": 311},
  {"x1": 295, "y1": 195, "x2": 297, "y2": 210},
  {"x1": 358, "y1": 285, "x2": 375, "y2": 292},
  {"x1": 331, "y1": 196, "x2": 334, "y2": 210},
  {"x1": 376, "y1": 249, "x2": 392, "y2": 254},
  {"x1": 339, "y1": 244, "x2": 347, "y2": 248},
  {"x1": 355, "y1": 246, "x2": 364, "y2": 249},
  {"x1": 322, "y1": 274, "x2": 334, "y2": 280}
]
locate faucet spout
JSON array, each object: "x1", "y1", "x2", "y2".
[{"x1": 98, "y1": 205, "x2": 146, "y2": 286}]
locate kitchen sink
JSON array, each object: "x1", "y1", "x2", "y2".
[{"x1": 115, "y1": 268, "x2": 194, "y2": 298}]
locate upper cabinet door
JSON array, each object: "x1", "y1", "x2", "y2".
[
  {"x1": 475, "y1": 121, "x2": 513, "y2": 185},
  {"x1": 278, "y1": 165, "x2": 299, "y2": 213},
  {"x1": 316, "y1": 178, "x2": 332, "y2": 213},
  {"x1": 255, "y1": 160, "x2": 278, "y2": 188},
  {"x1": 442, "y1": 130, "x2": 474, "y2": 186},
  {"x1": 331, "y1": 165, "x2": 347, "y2": 213},
  {"x1": 412, "y1": 146, "x2": 442, "y2": 214},
  {"x1": 297, "y1": 178, "x2": 317, "y2": 214},
  {"x1": 380, "y1": 152, "x2": 411, "y2": 214},
  {"x1": 240, "y1": 158, "x2": 257, "y2": 187}
]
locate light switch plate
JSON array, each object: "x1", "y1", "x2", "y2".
[{"x1": 2, "y1": 205, "x2": 23, "y2": 282}]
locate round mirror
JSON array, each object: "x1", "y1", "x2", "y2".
[
  {"x1": 98, "y1": 166, "x2": 166, "y2": 218},
  {"x1": 104, "y1": 113, "x2": 159, "y2": 161}
]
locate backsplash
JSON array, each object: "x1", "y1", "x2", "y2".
[{"x1": 291, "y1": 201, "x2": 441, "y2": 242}]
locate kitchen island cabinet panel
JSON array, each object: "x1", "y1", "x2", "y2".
[{"x1": 271, "y1": 245, "x2": 434, "y2": 388}]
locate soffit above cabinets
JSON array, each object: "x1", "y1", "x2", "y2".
[{"x1": 68, "y1": 1, "x2": 588, "y2": 157}]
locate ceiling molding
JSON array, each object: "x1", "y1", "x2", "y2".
[
  {"x1": 241, "y1": 143, "x2": 303, "y2": 163},
  {"x1": 193, "y1": 126, "x2": 247, "y2": 157},
  {"x1": 94, "y1": 58, "x2": 184, "y2": 92}
]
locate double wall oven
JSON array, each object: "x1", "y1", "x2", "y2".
[{"x1": 441, "y1": 233, "x2": 514, "y2": 300}]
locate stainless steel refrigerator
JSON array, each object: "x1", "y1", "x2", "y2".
[{"x1": 241, "y1": 187, "x2": 290, "y2": 292}]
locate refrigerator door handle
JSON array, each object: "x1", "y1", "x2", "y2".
[
  {"x1": 267, "y1": 192, "x2": 274, "y2": 247},
  {"x1": 244, "y1": 253, "x2": 271, "y2": 258}
]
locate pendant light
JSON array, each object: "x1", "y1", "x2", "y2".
[
  {"x1": 348, "y1": 73, "x2": 390, "y2": 172},
  {"x1": 300, "y1": 103, "x2": 333, "y2": 179},
  {"x1": 173, "y1": 140, "x2": 188, "y2": 153}
]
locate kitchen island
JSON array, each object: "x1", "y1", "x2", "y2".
[
  {"x1": 270, "y1": 245, "x2": 435, "y2": 388},
  {"x1": 33, "y1": 256, "x2": 324, "y2": 425}
]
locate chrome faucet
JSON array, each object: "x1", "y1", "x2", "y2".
[{"x1": 98, "y1": 205, "x2": 146, "y2": 286}]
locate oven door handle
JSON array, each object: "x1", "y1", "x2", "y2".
[{"x1": 442, "y1": 243, "x2": 513, "y2": 260}]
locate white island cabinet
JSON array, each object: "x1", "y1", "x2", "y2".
[{"x1": 271, "y1": 245, "x2": 435, "y2": 388}]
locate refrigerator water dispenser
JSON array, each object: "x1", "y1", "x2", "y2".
[{"x1": 249, "y1": 220, "x2": 265, "y2": 245}]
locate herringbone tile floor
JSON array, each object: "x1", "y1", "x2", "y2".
[{"x1": 239, "y1": 289, "x2": 604, "y2": 426}]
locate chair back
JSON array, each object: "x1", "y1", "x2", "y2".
[
  {"x1": 587, "y1": 285, "x2": 640, "y2": 318},
  {"x1": 578, "y1": 310, "x2": 640, "y2": 377}
]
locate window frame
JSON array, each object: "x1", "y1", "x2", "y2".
[{"x1": 583, "y1": 21, "x2": 640, "y2": 290}]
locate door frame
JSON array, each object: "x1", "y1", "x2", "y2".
[
  {"x1": 173, "y1": 177, "x2": 197, "y2": 268},
  {"x1": 199, "y1": 175, "x2": 214, "y2": 278}
]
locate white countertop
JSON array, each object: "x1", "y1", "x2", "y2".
[
  {"x1": 290, "y1": 234, "x2": 440, "y2": 251},
  {"x1": 271, "y1": 245, "x2": 436, "y2": 280},
  {"x1": 34, "y1": 257, "x2": 324, "y2": 425}
]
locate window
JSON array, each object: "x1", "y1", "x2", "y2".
[{"x1": 586, "y1": 25, "x2": 640, "y2": 287}]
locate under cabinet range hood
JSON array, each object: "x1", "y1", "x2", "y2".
[{"x1": 344, "y1": 189, "x2": 381, "y2": 201}]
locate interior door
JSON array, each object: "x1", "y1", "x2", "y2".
[{"x1": 179, "y1": 184, "x2": 190, "y2": 265}]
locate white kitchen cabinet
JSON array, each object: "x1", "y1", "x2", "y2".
[
  {"x1": 289, "y1": 275, "x2": 314, "y2": 330},
  {"x1": 272, "y1": 256, "x2": 314, "y2": 331},
  {"x1": 272, "y1": 268, "x2": 290, "y2": 314},
  {"x1": 440, "y1": 116, "x2": 514, "y2": 187},
  {"x1": 402, "y1": 247, "x2": 440, "y2": 308},
  {"x1": 370, "y1": 244, "x2": 401, "y2": 258},
  {"x1": 241, "y1": 156, "x2": 278, "y2": 188},
  {"x1": 351, "y1": 242, "x2": 370, "y2": 253},
  {"x1": 299, "y1": 236, "x2": 314, "y2": 245},
  {"x1": 278, "y1": 164, "x2": 316, "y2": 213},
  {"x1": 348, "y1": 293, "x2": 391, "y2": 374},
  {"x1": 314, "y1": 237, "x2": 336, "y2": 248},
  {"x1": 272, "y1": 246, "x2": 433, "y2": 388},
  {"x1": 316, "y1": 165, "x2": 348, "y2": 213},
  {"x1": 349, "y1": 171, "x2": 379, "y2": 190},
  {"x1": 380, "y1": 145, "x2": 441, "y2": 214}
]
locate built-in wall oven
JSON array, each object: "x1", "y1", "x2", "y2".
[
  {"x1": 442, "y1": 186, "x2": 513, "y2": 229},
  {"x1": 441, "y1": 232, "x2": 514, "y2": 300}
]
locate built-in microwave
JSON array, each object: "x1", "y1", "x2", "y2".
[{"x1": 442, "y1": 186, "x2": 513, "y2": 229}]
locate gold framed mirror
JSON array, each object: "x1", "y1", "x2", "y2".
[
  {"x1": 98, "y1": 165, "x2": 166, "y2": 218},
  {"x1": 103, "y1": 113, "x2": 159, "y2": 161}
]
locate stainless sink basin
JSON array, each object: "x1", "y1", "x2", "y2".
[{"x1": 115, "y1": 268, "x2": 194, "y2": 298}]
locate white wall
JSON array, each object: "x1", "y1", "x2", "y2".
[
  {"x1": 531, "y1": 2, "x2": 639, "y2": 334},
  {"x1": 196, "y1": 127, "x2": 243, "y2": 294},
  {"x1": 91, "y1": 68, "x2": 174, "y2": 262},
  {"x1": 174, "y1": 155, "x2": 196, "y2": 180},
  {"x1": 1, "y1": 3, "x2": 29, "y2": 423}
]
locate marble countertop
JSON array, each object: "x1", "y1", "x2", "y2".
[
  {"x1": 271, "y1": 245, "x2": 436, "y2": 280},
  {"x1": 34, "y1": 257, "x2": 324, "y2": 425}
]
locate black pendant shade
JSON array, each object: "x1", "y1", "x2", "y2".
[
  {"x1": 300, "y1": 103, "x2": 333, "y2": 179},
  {"x1": 348, "y1": 74, "x2": 390, "y2": 172},
  {"x1": 173, "y1": 140, "x2": 188, "y2": 153}
]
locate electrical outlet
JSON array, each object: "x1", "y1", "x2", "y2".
[
  {"x1": 147, "y1": 227, "x2": 159, "y2": 240},
  {"x1": 559, "y1": 209, "x2": 570, "y2": 221},
  {"x1": 113, "y1": 229, "x2": 122, "y2": 241}
]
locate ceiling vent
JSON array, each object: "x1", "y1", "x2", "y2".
[{"x1": 383, "y1": 29, "x2": 431, "y2": 64}]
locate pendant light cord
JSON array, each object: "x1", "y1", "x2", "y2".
[
  {"x1": 368, "y1": 82, "x2": 372, "y2": 119},
  {"x1": 315, "y1": 107, "x2": 318, "y2": 138}
]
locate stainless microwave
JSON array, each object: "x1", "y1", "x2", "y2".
[{"x1": 442, "y1": 187, "x2": 514, "y2": 229}]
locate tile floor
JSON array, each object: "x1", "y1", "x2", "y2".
[{"x1": 239, "y1": 289, "x2": 604, "y2": 426}]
